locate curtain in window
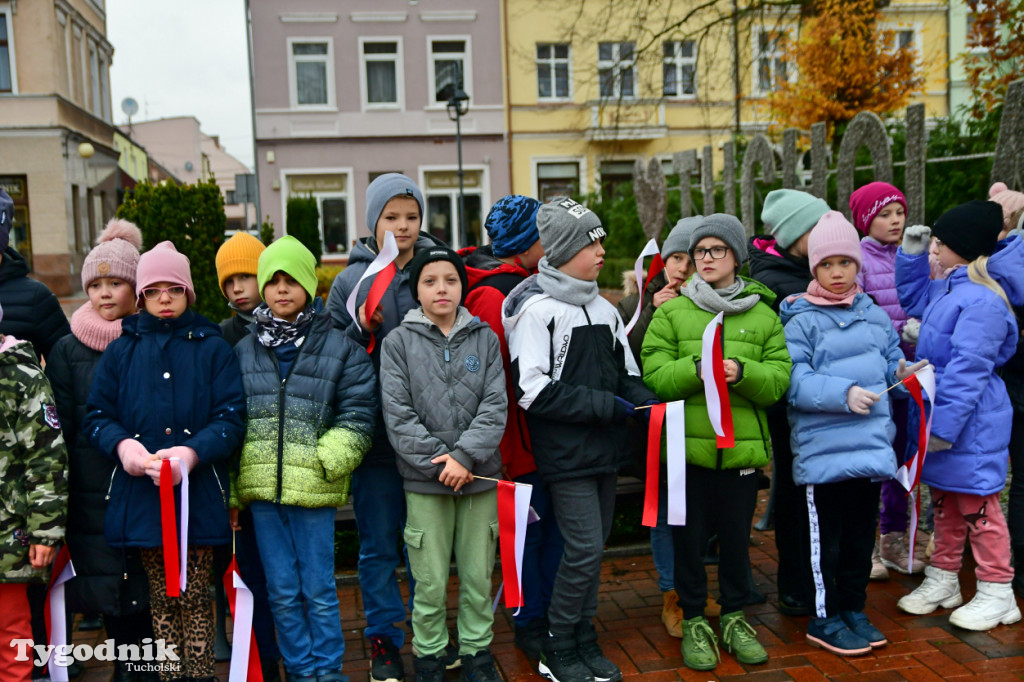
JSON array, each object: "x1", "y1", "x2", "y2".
[
  {"x1": 297, "y1": 62, "x2": 327, "y2": 105},
  {"x1": 367, "y1": 61, "x2": 396, "y2": 103}
]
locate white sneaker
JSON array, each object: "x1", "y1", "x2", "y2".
[
  {"x1": 949, "y1": 580, "x2": 1022, "y2": 631},
  {"x1": 870, "y1": 541, "x2": 888, "y2": 581},
  {"x1": 897, "y1": 565, "x2": 963, "y2": 615},
  {"x1": 880, "y1": 532, "x2": 926, "y2": 574}
]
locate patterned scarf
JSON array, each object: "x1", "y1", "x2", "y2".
[{"x1": 253, "y1": 298, "x2": 320, "y2": 348}]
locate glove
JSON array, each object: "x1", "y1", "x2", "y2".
[
  {"x1": 147, "y1": 446, "x2": 199, "y2": 486},
  {"x1": 846, "y1": 385, "x2": 880, "y2": 416},
  {"x1": 895, "y1": 358, "x2": 931, "y2": 382},
  {"x1": 613, "y1": 396, "x2": 636, "y2": 421},
  {"x1": 636, "y1": 399, "x2": 660, "y2": 423},
  {"x1": 901, "y1": 318, "x2": 921, "y2": 345},
  {"x1": 901, "y1": 225, "x2": 932, "y2": 256},
  {"x1": 116, "y1": 439, "x2": 152, "y2": 477},
  {"x1": 927, "y1": 435, "x2": 953, "y2": 453}
]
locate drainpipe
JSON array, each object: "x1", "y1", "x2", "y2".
[
  {"x1": 244, "y1": 0, "x2": 261, "y2": 230},
  {"x1": 502, "y1": 0, "x2": 514, "y2": 194}
]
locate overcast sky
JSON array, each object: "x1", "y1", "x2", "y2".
[{"x1": 107, "y1": 0, "x2": 255, "y2": 170}]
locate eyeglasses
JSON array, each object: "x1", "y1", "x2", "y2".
[
  {"x1": 693, "y1": 246, "x2": 730, "y2": 260},
  {"x1": 142, "y1": 286, "x2": 187, "y2": 300}
]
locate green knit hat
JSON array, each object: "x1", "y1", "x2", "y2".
[{"x1": 257, "y1": 235, "x2": 318, "y2": 304}]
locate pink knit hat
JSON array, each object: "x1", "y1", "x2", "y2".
[
  {"x1": 81, "y1": 219, "x2": 143, "y2": 290},
  {"x1": 849, "y1": 181, "x2": 907, "y2": 235},
  {"x1": 135, "y1": 241, "x2": 196, "y2": 305},
  {"x1": 808, "y1": 211, "x2": 863, "y2": 273},
  {"x1": 988, "y1": 182, "x2": 1024, "y2": 228}
]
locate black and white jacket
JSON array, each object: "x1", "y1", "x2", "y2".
[{"x1": 502, "y1": 277, "x2": 657, "y2": 483}]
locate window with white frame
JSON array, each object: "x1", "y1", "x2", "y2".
[
  {"x1": 536, "y1": 43, "x2": 571, "y2": 100},
  {"x1": 287, "y1": 173, "x2": 351, "y2": 255},
  {"x1": 663, "y1": 40, "x2": 697, "y2": 98},
  {"x1": 753, "y1": 29, "x2": 791, "y2": 96},
  {"x1": 881, "y1": 23, "x2": 920, "y2": 65},
  {"x1": 423, "y1": 169, "x2": 484, "y2": 249},
  {"x1": 966, "y1": 4, "x2": 994, "y2": 51},
  {"x1": 536, "y1": 162, "x2": 580, "y2": 203},
  {"x1": 429, "y1": 38, "x2": 470, "y2": 105},
  {"x1": 360, "y1": 38, "x2": 402, "y2": 109},
  {"x1": 0, "y1": 10, "x2": 14, "y2": 94},
  {"x1": 288, "y1": 38, "x2": 334, "y2": 107},
  {"x1": 598, "y1": 41, "x2": 635, "y2": 99}
]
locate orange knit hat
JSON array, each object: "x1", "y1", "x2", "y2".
[{"x1": 215, "y1": 232, "x2": 266, "y2": 297}]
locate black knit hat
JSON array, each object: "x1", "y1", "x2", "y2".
[
  {"x1": 408, "y1": 246, "x2": 469, "y2": 304},
  {"x1": 932, "y1": 200, "x2": 1003, "y2": 262}
]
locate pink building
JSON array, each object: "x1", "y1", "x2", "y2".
[{"x1": 248, "y1": 1, "x2": 510, "y2": 264}]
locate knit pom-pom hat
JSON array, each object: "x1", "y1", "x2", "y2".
[
  {"x1": 989, "y1": 182, "x2": 1024, "y2": 228},
  {"x1": 81, "y1": 218, "x2": 144, "y2": 290}
]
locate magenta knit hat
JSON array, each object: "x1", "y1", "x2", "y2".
[
  {"x1": 849, "y1": 182, "x2": 907, "y2": 235},
  {"x1": 989, "y1": 182, "x2": 1024, "y2": 227},
  {"x1": 135, "y1": 241, "x2": 196, "y2": 306},
  {"x1": 808, "y1": 211, "x2": 863, "y2": 273},
  {"x1": 81, "y1": 219, "x2": 143, "y2": 290}
]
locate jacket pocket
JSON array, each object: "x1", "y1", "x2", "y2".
[
  {"x1": 403, "y1": 526, "x2": 430, "y2": 586},
  {"x1": 488, "y1": 520, "x2": 499, "y2": 548}
]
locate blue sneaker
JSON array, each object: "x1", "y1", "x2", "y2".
[
  {"x1": 840, "y1": 610, "x2": 887, "y2": 648},
  {"x1": 806, "y1": 615, "x2": 872, "y2": 656}
]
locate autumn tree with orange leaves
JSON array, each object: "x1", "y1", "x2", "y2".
[
  {"x1": 962, "y1": 0, "x2": 1024, "y2": 118},
  {"x1": 768, "y1": 0, "x2": 922, "y2": 135}
]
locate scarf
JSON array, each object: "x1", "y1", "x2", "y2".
[
  {"x1": 682, "y1": 274, "x2": 760, "y2": 315},
  {"x1": 536, "y1": 257, "x2": 599, "y2": 306},
  {"x1": 253, "y1": 298, "x2": 320, "y2": 348},
  {"x1": 228, "y1": 302, "x2": 257, "y2": 326},
  {"x1": 801, "y1": 280, "x2": 862, "y2": 307},
  {"x1": 70, "y1": 302, "x2": 124, "y2": 352}
]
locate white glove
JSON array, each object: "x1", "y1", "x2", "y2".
[
  {"x1": 116, "y1": 439, "x2": 152, "y2": 477},
  {"x1": 847, "y1": 385, "x2": 880, "y2": 416},
  {"x1": 901, "y1": 318, "x2": 921, "y2": 345},
  {"x1": 901, "y1": 225, "x2": 932, "y2": 256},
  {"x1": 146, "y1": 446, "x2": 199, "y2": 486},
  {"x1": 927, "y1": 435, "x2": 953, "y2": 453},
  {"x1": 896, "y1": 358, "x2": 931, "y2": 382}
]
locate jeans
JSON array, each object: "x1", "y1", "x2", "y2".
[
  {"x1": 513, "y1": 471, "x2": 564, "y2": 626},
  {"x1": 352, "y1": 463, "x2": 414, "y2": 646},
  {"x1": 650, "y1": 467, "x2": 674, "y2": 593},
  {"x1": 250, "y1": 502, "x2": 344, "y2": 677}
]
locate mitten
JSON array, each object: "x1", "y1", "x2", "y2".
[{"x1": 901, "y1": 318, "x2": 921, "y2": 345}]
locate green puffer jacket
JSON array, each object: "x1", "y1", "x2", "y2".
[{"x1": 641, "y1": 277, "x2": 791, "y2": 470}]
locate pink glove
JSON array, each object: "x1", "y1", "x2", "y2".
[
  {"x1": 117, "y1": 439, "x2": 152, "y2": 477},
  {"x1": 146, "y1": 446, "x2": 199, "y2": 486}
]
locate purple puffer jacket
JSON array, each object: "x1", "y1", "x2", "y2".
[{"x1": 858, "y1": 237, "x2": 914, "y2": 358}]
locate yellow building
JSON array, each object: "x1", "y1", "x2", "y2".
[{"x1": 113, "y1": 130, "x2": 148, "y2": 184}]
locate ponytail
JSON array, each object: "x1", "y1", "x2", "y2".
[{"x1": 967, "y1": 255, "x2": 1012, "y2": 312}]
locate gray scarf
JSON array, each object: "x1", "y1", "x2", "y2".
[
  {"x1": 682, "y1": 274, "x2": 760, "y2": 315},
  {"x1": 536, "y1": 257, "x2": 599, "y2": 306}
]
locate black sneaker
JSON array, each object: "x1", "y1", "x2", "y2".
[
  {"x1": 538, "y1": 634, "x2": 594, "y2": 682},
  {"x1": 413, "y1": 655, "x2": 445, "y2": 682},
  {"x1": 574, "y1": 622, "x2": 621, "y2": 682},
  {"x1": 438, "y1": 635, "x2": 462, "y2": 670},
  {"x1": 369, "y1": 635, "x2": 405, "y2": 682},
  {"x1": 460, "y1": 650, "x2": 501, "y2": 682},
  {"x1": 514, "y1": 619, "x2": 548, "y2": 660}
]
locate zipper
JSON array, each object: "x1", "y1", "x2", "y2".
[
  {"x1": 212, "y1": 466, "x2": 227, "y2": 509},
  {"x1": 444, "y1": 339, "x2": 459, "y2": 440},
  {"x1": 104, "y1": 467, "x2": 117, "y2": 500},
  {"x1": 717, "y1": 314, "x2": 726, "y2": 471},
  {"x1": 270, "y1": 345, "x2": 301, "y2": 504}
]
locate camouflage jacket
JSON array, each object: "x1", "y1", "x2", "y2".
[{"x1": 0, "y1": 337, "x2": 68, "y2": 582}]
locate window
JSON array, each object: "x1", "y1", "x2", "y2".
[
  {"x1": 429, "y1": 38, "x2": 470, "y2": 105},
  {"x1": 663, "y1": 40, "x2": 697, "y2": 98},
  {"x1": 423, "y1": 169, "x2": 484, "y2": 250},
  {"x1": 966, "y1": 5, "x2": 995, "y2": 51},
  {"x1": 599, "y1": 161, "x2": 635, "y2": 199},
  {"x1": 287, "y1": 172, "x2": 351, "y2": 254},
  {"x1": 360, "y1": 38, "x2": 403, "y2": 109},
  {"x1": 89, "y1": 41, "x2": 101, "y2": 117},
  {"x1": 753, "y1": 29, "x2": 791, "y2": 95},
  {"x1": 288, "y1": 38, "x2": 334, "y2": 107},
  {"x1": 537, "y1": 162, "x2": 580, "y2": 203},
  {"x1": 0, "y1": 10, "x2": 14, "y2": 94},
  {"x1": 536, "y1": 43, "x2": 571, "y2": 100},
  {"x1": 598, "y1": 41, "x2": 635, "y2": 99}
]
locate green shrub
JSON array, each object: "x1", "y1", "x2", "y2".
[
  {"x1": 260, "y1": 215, "x2": 275, "y2": 246},
  {"x1": 316, "y1": 265, "x2": 344, "y2": 303},
  {"x1": 286, "y1": 195, "x2": 322, "y2": 266}
]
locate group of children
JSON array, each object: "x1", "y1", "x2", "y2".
[{"x1": 1, "y1": 174, "x2": 1023, "y2": 682}]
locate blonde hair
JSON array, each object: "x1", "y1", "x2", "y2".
[{"x1": 967, "y1": 255, "x2": 1012, "y2": 312}]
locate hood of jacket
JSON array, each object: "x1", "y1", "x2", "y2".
[
  {"x1": 400, "y1": 305, "x2": 484, "y2": 341},
  {"x1": 120, "y1": 309, "x2": 223, "y2": 341},
  {"x1": 348, "y1": 232, "x2": 447, "y2": 269},
  {"x1": 980, "y1": 235, "x2": 1024, "y2": 307},
  {"x1": 0, "y1": 336, "x2": 40, "y2": 366},
  {"x1": 0, "y1": 247, "x2": 30, "y2": 284},
  {"x1": 500, "y1": 274, "x2": 546, "y2": 337},
  {"x1": 460, "y1": 245, "x2": 531, "y2": 291}
]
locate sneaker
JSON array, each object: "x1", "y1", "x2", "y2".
[
  {"x1": 515, "y1": 618, "x2": 548, "y2": 660},
  {"x1": 460, "y1": 650, "x2": 500, "y2": 682},
  {"x1": 538, "y1": 634, "x2": 594, "y2": 682},
  {"x1": 806, "y1": 615, "x2": 872, "y2": 656},
  {"x1": 840, "y1": 611, "x2": 886, "y2": 647},
  {"x1": 719, "y1": 611, "x2": 767, "y2": 665},
  {"x1": 661, "y1": 591, "x2": 683, "y2": 638},
  {"x1": 870, "y1": 541, "x2": 888, "y2": 580},
  {"x1": 880, "y1": 532, "x2": 926, "y2": 574},
  {"x1": 777, "y1": 593, "x2": 811, "y2": 617},
  {"x1": 575, "y1": 621, "x2": 622, "y2": 682},
  {"x1": 680, "y1": 616, "x2": 719, "y2": 671},
  {"x1": 370, "y1": 635, "x2": 406, "y2": 682},
  {"x1": 897, "y1": 565, "x2": 962, "y2": 615},
  {"x1": 439, "y1": 638, "x2": 462, "y2": 670},
  {"x1": 413, "y1": 655, "x2": 444, "y2": 682},
  {"x1": 949, "y1": 580, "x2": 1023, "y2": 631}
]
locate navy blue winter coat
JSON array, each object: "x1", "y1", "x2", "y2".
[
  {"x1": 895, "y1": 236, "x2": 1024, "y2": 496},
  {"x1": 84, "y1": 310, "x2": 246, "y2": 548}
]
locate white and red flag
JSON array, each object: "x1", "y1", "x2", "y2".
[
  {"x1": 159, "y1": 458, "x2": 190, "y2": 597},
  {"x1": 701, "y1": 312, "x2": 735, "y2": 448},
  {"x1": 496, "y1": 479, "x2": 533, "y2": 613},
  {"x1": 45, "y1": 546, "x2": 75, "y2": 681},
  {"x1": 641, "y1": 400, "x2": 687, "y2": 528},
  {"x1": 893, "y1": 365, "x2": 936, "y2": 573},
  {"x1": 345, "y1": 231, "x2": 399, "y2": 354},
  {"x1": 223, "y1": 556, "x2": 264, "y2": 682},
  {"x1": 624, "y1": 239, "x2": 664, "y2": 336}
]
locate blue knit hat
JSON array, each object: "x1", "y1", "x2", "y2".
[
  {"x1": 761, "y1": 189, "x2": 830, "y2": 249},
  {"x1": 485, "y1": 195, "x2": 541, "y2": 258},
  {"x1": 365, "y1": 173, "x2": 425, "y2": 236}
]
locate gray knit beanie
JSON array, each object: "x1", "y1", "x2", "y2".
[
  {"x1": 688, "y1": 214, "x2": 749, "y2": 265},
  {"x1": 536, "y1": 197, "x2": 606, "y2": 267},
  {"x1": 662, "y1": 215, "x2": 702, "y2": 260},
  {"x1": 364, "y1": 173, "x2": 425, "y2": 236}
]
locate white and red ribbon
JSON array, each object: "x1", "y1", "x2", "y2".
[
  {"x1": 496, "y1": 479, "x2": 533, "y2": 614},
  {"x1": 345, "y1": 231, "x2": 399, "y2": 353},
  {"x1": 45, "y1": 546, "x2": 75, "y2": 681},
  {"x1": 893, "y1": 365, "x2": 935, "y2": 573},
  {"x1": 159, "y1": 458, "x2": 190, "y2": 597},
  {"x1": 624, "y1": 239, "x2": 663, "y2": 336},
  {"x1": 701, "y1": 312, "x2": 735, "y2": 448},
  {"x1": 642, "y1": 401, "x2": 688, "y2": 528},
  {"x1": 223, "y1": 556, "x2": 263, "y2": 682}
]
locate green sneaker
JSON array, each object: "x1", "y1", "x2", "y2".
[
  {"x1": 720, "y1": 611, "x2": 768, "y2": 665},
  {"x1": 681, "y1": 616, "x2": 719, "y2": 671}
]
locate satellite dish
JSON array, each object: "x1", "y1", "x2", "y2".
[
  {"x1": 184, "y1": 161, "x2": 194, "y2": 173},
  {"x1": 121, "y1": 97, "x2": 139, "y2": 117}
]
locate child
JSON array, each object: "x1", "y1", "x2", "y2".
[
  {"x1": 45, "y1": 220, "x2": 152, "y2": 682},
  {"x1": 782, "y1": 212, "x2": 927, "y2": 656},
  {"x1": 504, "y1": 197, "x2": 658, "y2": 682},
  {"x1": 989, "y1": 182, "x2": 1024, "y2": 239},
  {"x1": 850, "y1": 182, "x2": 924, "y2": 578},
  {"x1": 233, "y1": 235, "x2": 376, "y2": 682},
  {"x1": 217, "y1": 230, "x2": 267, "y2": 345},
  {"x1": 0, "y1": 300, "x2": 68, "y2": 682},
  {"x1": 380, "y1": 246, "x2": 507, "y2": 682},
  {"x1": 643, "y1": 214, "x2": 791, "y2": 671},
  {"x1": 895, "y1": 200, "x2": 1024, "y2": 630},
  {"x1": 325, "y1": 173, "x2": 448, "y2": 682},
  {"x1": 85, "y1": 241, "x2": 246, "y2": 682}
]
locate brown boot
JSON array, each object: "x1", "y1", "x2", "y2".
[
  {"x1": 703, "y1": 596, "x2": 721, "y2": 618},
  {"x1": 662, "y1": 590, "x2": 683, "y2": 638}
]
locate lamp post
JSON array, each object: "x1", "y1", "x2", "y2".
[{"x1": 446, "y1": 87, "x2": 470, "y2": 248}]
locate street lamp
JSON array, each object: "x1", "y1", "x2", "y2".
[{"x1": 446, "y1": 87, "x2": 470, "y2": 248}]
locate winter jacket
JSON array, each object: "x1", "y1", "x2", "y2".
[
  {"x1": 232, "y1": 310, "x2": 376, "y2": 508},
  {"x1": 895, "y1": 236, "x2": 1024, "y2": 496},
  {"x1": 781, "y1": 293, "x2": 905, "y2": 485},
  {"x1": 380, "y1": 307, "x2": 506, "y2": 495},
  {"x1": 46, "y1": 332, "x2": 148, "y2": 614},
  {"x1": 503, "y1": 276, "x2": 658, "y2": 483},
  {"x1": 325, "y1": 232, "x2": 446, "y2": 466},
  {"x1": 0, "y1": 247, "x2": 70, "y2": 361},
  {"x1": 0, "y1": 338, "x2": 68, "y2": 582},
  {"x1": 999, "y1": 303, "x2": 1024, "y2": 414},
  {"x1": 858, "y1": 237, "x2": 914, "y2": 358},
  {"x1": 748, "y1": 237, "x2": 812, "y2": 312},
  {"x1": 460, "y1": 245, "x2": 536, "y2": 480},
  {"x1": 616, "y1": 270, "x2": 668, "y2": 368},
  {"x1": 85, "y1": 310, "x2": 246, "y2": 548},
  {"x1": 220, "y1": 313, "x2": 252, "y2": 348},
  {"x1": 642, "y1": 277, "x2": 792, "y2": 471}
]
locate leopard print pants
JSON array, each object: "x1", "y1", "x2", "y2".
[{"x1": 140, "y1": 545, "x2": 215, "y2": 681}]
